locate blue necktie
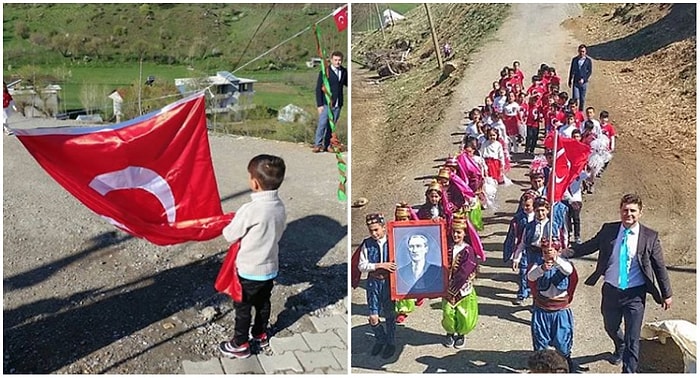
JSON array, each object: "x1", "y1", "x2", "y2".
[{"x1": 619, "y1": 228, "x2": 631, "y2": 289}]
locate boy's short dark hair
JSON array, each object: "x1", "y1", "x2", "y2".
[
  {"x1": 620, "y1": 193, "x2": 643, "y2": 210},
  {"x1": 600, "y1": 110, "x2": 610, "y2": 119},
  {"x1": 248, "y1": 154, "x2": 286, "y2": 190},
  {"x1": 331, "y1": 50, "x2": 344, "y2": 59},
  {"x1": 528, "y1": 349, "x2": 570, "y2": 373}
]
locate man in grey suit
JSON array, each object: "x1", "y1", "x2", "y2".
[
  {"x1": 396, "y1": 234, "x2": 443, "y2": 295},
  {"x1": 566, "y1": 194, "x2": 672, "y2": 373}
]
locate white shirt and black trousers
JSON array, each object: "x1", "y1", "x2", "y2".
[
  {"x1": 571, "y1": 222, "x2": 672, "y2": 373},
  {"x1": 314, "y1": 65, "x2": 347, "y2": 150}
]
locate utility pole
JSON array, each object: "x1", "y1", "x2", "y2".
[
  {"x1": 424, "y1": 3, "x2": 443, "y2": 70},
  {"x1": 375, "y1": 3, "x2": 386, "y2": 41},
  {"x1": 138, "y1": 56, "x2": 143, "y2": 115}
]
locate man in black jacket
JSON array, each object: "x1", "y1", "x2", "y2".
[
  {"x1": 565, "y1": 193, "x2": 672, "y2": 373},
  {"x1": 567, "y1": 44, "x2": 593, "y2": 110},
  {"x1": 313, "y1": 51, "x2": 347, "y2": 153}
]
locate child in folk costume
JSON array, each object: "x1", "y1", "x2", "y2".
[
  {"x1": 444, "y1": 155, "x2": 482, "y2": 230},
  {"x1": 393, "y1": 202, "x2": 425, "y2": 324},
  {"x1": 441, "y1": 213, "x2": 480, "y2": 349},
  {"x1": 527, "y1": 238, "x2": 579, "y2": 373},
  {"x1": 479, "y1": 127, "x2": 507, "y2": 185},
  {"x1": 581, "y1": 120, "x2": 611, "y2": 194},
  {"x1": 512, "y1": 197, "x2": 568, "y2": 305},
  {"x1": 436, "y1": 166, "x2": 468, "y2": 214},
  {"x1": 461, "y1": 137, "x2": 497, "y2": 210},
  {"x1": 528, "y1": 156, "x2": 548, "y2": 198},
  {"x1": 357, "y1": 213, "x2": 398, "y2": 358},
  {"x1": 503, "y1": 190, "x2": 537, "y2": 266},
  {"x1": 417, "y1": 180, "x2": 446, "y2": 221}
]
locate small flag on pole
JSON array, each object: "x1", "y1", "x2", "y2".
[{"x1": 333, "y1": 5, "x2": 348, "y2": 32}]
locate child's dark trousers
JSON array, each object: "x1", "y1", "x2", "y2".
[{"x1": 233, "y1": 276, "x2": 274, "y2": 346}]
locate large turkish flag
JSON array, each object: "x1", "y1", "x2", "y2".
[
  {"x1": 543, "y1": 131, "x2": 591, "y2": 202},
  {"x1": 14, "y1": 93, "x2": 233, "y2": 245}
]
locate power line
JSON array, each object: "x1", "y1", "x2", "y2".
[
  {"x1": 232, "y1": 4, "x2": 275, "y2": 71},
  {"x1": 233, "y1": 9, "x2": 336, "y2": 73}
]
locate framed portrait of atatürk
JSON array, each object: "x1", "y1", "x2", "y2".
[{"x1": 387, "y1": 219, "x2": 449, "y2": 300}]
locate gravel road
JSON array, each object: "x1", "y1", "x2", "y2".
[{"x1": 3, "y1": 113, "x2": 348, "y2": 373}]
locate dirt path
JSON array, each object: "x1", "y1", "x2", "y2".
[{"x1": 350, "y1": 3, "x2": 694, "y2": 373}]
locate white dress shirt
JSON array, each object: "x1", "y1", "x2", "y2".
[
  {"x1": 358, "y1": 236, "x2": 387, "y2": 273},
  {"x1": 604, "y1": 223, "x2": 645, "y2": 289}
]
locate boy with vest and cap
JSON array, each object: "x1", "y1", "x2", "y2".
[
  {"x1": 393, "y1": 202, "x2": 425, "y2": 324},
  {"x1": 441, "y1": 212, "x2": 480, "y2": 349},
  {"x1": 357, "y1": 213, "x2": 398, "y2": 359},
  {"x1": 512, "y1": 197, "x2": 568, "y2": 305},
  {"x1": 527, "y1": 238, "x2": 579, "y2": 373}
]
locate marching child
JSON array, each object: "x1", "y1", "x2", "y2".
[
  {"x1": 599, "y1": 110, "x2": 617, "y2": 175},
  {"x1": 219, "y1": 154, "x2": 287, "y2": 359},
  {"x1": 441, "y1": 213, "x2": 479, "y2": 349},
  {"x1": 417, "y1": 180, "x2": 446, "y2": 221},
  {"x1": 512, "y1": 197, "x2": 568, "y2": 305},
  {"x1": 524, "y1": 94, "x2": 542, "y2": 155},
  {"x1": 503, "y1": 190, "x2": 537, "y2": 266},
  {"x1": 479, "y1": 127, "x2": 506, "y2": 185},
  {"x1": 357, "y1": 213, "x2": 398, "y2": 359},
  {"x1": 527, "y1": 238, "x2": 578, "y2": 373},
  {"x1": 503, "y1": 91, "x2": 523, "y2": 154}
]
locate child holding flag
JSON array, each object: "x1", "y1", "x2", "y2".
[{"x1": 219, "y1": 155, "x2": 287, "y2": 359}]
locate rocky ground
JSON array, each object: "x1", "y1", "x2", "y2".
[
  {"x1": 350, "y1": 3, "x2": 695, "y2": 374},
  {"x1": 3, "y1": 114, "x2": 347, "y2": 374}
]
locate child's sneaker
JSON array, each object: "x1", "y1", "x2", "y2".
[
  {"x1": 453, "y1": 335, "x2": 466, "y2": 349},
  {"x1": 253, "y1": 332, "x2": 270, "y2": 349},
  {"x1": 219, "y1": 341, "x2": 251, "y2": 359},
  {"x1": 442, "y1": 333, "x2": 455, "y2": 348},
  {"x1": 415, "y1": 298, "x2": 426, "y2": 307}
]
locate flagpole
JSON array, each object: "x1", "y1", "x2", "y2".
[{"x1": 549, "y1": 128, "x2": 558, "y2": 245}]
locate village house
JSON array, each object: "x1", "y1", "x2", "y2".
[{"x1": 174, "y1": 71, "x2": 256, "y2": 115}]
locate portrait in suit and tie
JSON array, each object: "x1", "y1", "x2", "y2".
[{"x1": 388, "y1": 219, "x2": 448, "y2": 300}]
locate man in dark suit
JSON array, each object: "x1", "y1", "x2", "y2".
[
  {"x1": 566, "y1": 194, "x2": 672, "y2": 373},
  {"x1": 567, "y1": 44, "x2": 593, "y2": 110},
  {"x1": 313, "y1": 50, "x2": 347, "y2": 153},
  {"x1": 396, "y1": 234, "x2": 444, "y2": 295}
]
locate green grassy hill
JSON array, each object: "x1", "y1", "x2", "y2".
[
  {"x1": 2, "y1": 3, "x2": 348, "y2": 144},
  {"x1": 3, "y1": 3, "x2": 346, "y2": 68}
]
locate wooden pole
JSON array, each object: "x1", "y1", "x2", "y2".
[
  {"x1": 138, "y1": 56, "x2": 143, "y2": 115},
  {"x1": 549, "y1": 129, "x2": 558, "y2": 244},
  {"x1": 375, "y1": 3, "x2": 386, "y2": 41},
  {"x1": 424, "y1": 4, "x2": 443, "y2": 70}
]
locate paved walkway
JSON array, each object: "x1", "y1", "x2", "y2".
[{"x1": 182, "y1": 298, "x2": 348, "y2": 374}]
